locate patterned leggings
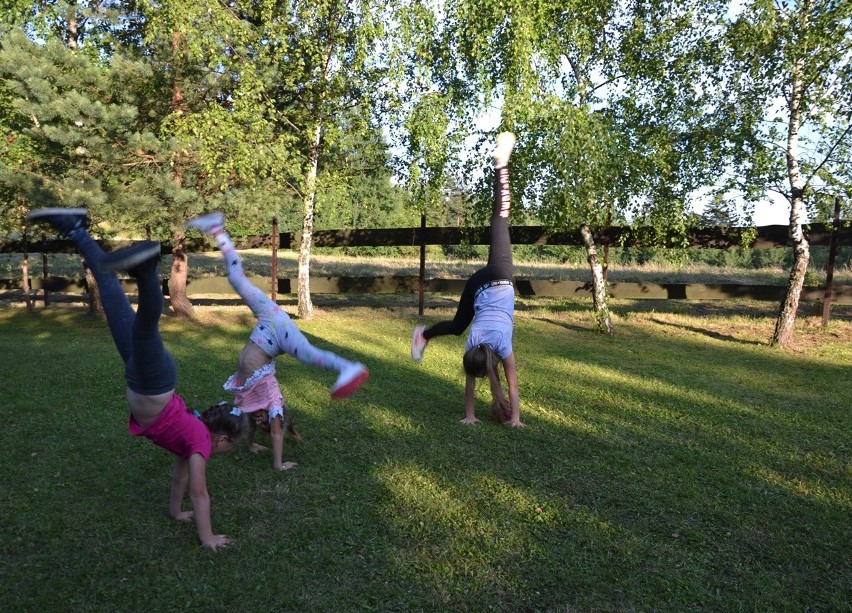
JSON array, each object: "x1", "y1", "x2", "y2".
[{"x1": 214, "y1": 231, "x2": 351, "y2": 374}]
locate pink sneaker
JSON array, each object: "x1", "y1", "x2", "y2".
[
  {"x1": 331, "y1": 363, "x2": 369, "y2": 400},
  {"x1": 411, "y1": 325, "x2": 428, "y2": 363}
]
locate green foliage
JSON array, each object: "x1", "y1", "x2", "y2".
[
  {"x1": 0, "y1": 29, "x2": 152, "y2": 230},
  {"x1": 721, "y1": 0, "x2": 852, "y2": 209}
]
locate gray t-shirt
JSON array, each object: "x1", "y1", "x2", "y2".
[{"x1": 465, "y1": 283, "x2": 515, "y2": 359}]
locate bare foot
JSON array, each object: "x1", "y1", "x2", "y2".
[
  {"x1": 275, "y1": 462, "x2": 298, "y2": 471},
  {"x1": 248, "y1": 443, "x2": 268, "y2": 454}
]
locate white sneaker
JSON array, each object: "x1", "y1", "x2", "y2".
[
  {"x1": 186, "y1": 212, "x2": 224, "y2": 235},
  {"x1": 330, "y1": 363, "x2": 369, "y2": 400},
  {"x1": 411, "y1": 325, "x2": 428, "y2": 363},
  {"x1": 492, "y1": 132, "x2": 516, "y2": 167}
]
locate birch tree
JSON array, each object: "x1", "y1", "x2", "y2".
[
  {"x1": 416, "y1": 0, "x2": 731, "y2": 333},
  {"x1": 722, "y1": 0, "x2": 852, "y2": 347}
]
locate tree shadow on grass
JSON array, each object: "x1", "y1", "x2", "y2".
[
  {"x1": 3, "y1": 307, "x2": 850, "y2": 611},
  {"x1": 649, "y1": 316, "x2": 766, "y2": 346}
]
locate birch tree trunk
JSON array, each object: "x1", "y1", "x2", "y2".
[
  {"x1": 297, "y1": 124, "x2": 322, "y2": 320},
  {"x1": 771, "y1": 58, "x2": 809, "y2": 348},
  {"x1": 580, "y1": 223, "x2": 614, "y2": 335}
]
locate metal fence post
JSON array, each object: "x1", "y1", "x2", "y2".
[
  {"x1": 271, "y1": 217, "x2": 279, "y2": 302},
  {"x1": 419, "y1": 214, "x2": 426, "y2": 316},
  {"x1": 822, "y1": 196, "x2": 842, "y2": 327}
]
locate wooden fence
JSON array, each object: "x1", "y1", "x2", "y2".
[{"x1": 2, "y1": 221, "x2": 851, "y2": 307}]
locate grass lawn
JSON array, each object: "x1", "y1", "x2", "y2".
[{"x1": 1, "y1": 296, "x2": 850, "y2": 612}]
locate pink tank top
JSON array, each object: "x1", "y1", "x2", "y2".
[{"x1": 128, "y1": 393, "x2": 213, "y2": 460}]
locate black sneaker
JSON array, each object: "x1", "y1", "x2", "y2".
[
  {"x1": 99, "y1": 241, "x2": 162, "y2": 275},
  {"x1": 27, "y1": 208, "x2": 89, "y2": 237}
]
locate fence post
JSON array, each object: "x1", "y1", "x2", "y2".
[
  {"x1": 821, "y1": 196, "x2": 842, "y2": 327},
  {"x1": 22, "y1": 225, "x2": 33, "y2": 312},
  {"x1": 271, "y1": 217, "x2": 279, "y2": 302},
  {"x1": 41, "y1": 232, "x2": 49, "y2": 307},
  {"x1": 419, "y1": 213, "x2": 426, "y2": 316}
]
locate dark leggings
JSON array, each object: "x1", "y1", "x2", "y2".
[
  {"x1": 70, "y1": 230, "x2": 176, "y2": 395},
  {"x1": 424, "y1": 165, "x2": 512, "y2": 340}
]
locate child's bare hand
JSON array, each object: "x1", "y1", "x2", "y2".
[
  {"x1": 202, "y1": 535, "x2": 232, "y2": 552},
  {"x1": 248, "y1": 443, "x2": 268, "y2": 454},
  {"x1": 506, "y1": 419, "x2": 525, "y2": 428},
  {"x1": 276, "y1": 462, "x2": 298, "y2": 471},
  {"x1": 460, "y1": 417, "x2": 480, "y2": 425},
  {"x1": 172, "y1": 510, "x2": 194, "y2": 522}
]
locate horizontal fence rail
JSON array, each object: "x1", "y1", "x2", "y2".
[
  {"x1": 1, "y1": 223, "x2": 851, "y2": 255},
  {"x1": 283, "y1": 223, "x2": 852, "y2": 250},
  {"x1": 2, "y1": 275, "x2": 851, "y2": 305}
]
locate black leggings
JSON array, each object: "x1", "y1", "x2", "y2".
[
  {"x1": 71, "y1": 230, "x2": 177, "y2": 395},
  {"x1": 424, "y1": 165, "x2": 512, "y2": 340}
]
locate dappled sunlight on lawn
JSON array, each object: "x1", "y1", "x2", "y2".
[
  {"x1": 2, "y1": 303, "x2": 850, "y2": 611},
  {"x1": 374, "y1": 460, "x2": 630, "y2": 596},
  {"x1": 744, "y1": 463, "x2": 852, "y2": 509}
]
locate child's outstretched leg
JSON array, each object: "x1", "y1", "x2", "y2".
[
  {"x1": 27, "y1": 208, "x2": 136, "y2": 363},
  {"x1": 187, "y1": 213, "x2": 369, "y2": 399},
  {"x1": 488, "y1": 131, "x2": 515, "y2": 275},
  {"x1": 411, "y1": 132, "x2": 516, "y2": 363},
  {"x1": 100, "y1": 241, "x2": 176, "y2": 396}
]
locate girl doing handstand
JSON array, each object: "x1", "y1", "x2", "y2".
[
  {"x1": 185, "y1": 212, "x2": 369, "y2": 470},
  {"x1": 27, "y1": 208, "x2": 249, "y2": 551},
  {"x1": 411, "y1": 133, "x2": 523, "y2": 427}
]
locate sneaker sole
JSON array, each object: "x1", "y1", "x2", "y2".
[
  {"x1": 27, "y1": 207, "x2": 88, "y2": 220},
  {"x1": 186, "y1": 213, "x2": 224, "y2": 231},
  {"x1": 330, "y1": 368, "x2": 369, "y2": 400},
  {"x1": 411, "y1": 326, "x2": 426, "y2": 362},
  {"x1": 99, "y1": 243, "x2": 162, "y2": 273}
]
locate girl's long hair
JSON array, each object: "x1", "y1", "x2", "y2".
[{"x1": 462, "y1": 344, "x2": 511, "y2": 424}]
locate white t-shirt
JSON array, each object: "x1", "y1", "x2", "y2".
[{"x1": 465, "y1": 283, "x2": 515, "y2": 359}]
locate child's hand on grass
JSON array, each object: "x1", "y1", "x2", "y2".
[
  {"x1": 506, "y1": 419, "x2": 525, "y2": 428},
  {"x1": 276, "y1": 462, "x2": 298, "y2": 471},
  {"x1": 172, "y1": 510, "x2": 193, "y2": 522},
  {"x1": 202, "y1": 534, "x2": 232, "y2": 552},
  {"x1": 460, "y1": 417, "x2": 480, "y2": 425}
]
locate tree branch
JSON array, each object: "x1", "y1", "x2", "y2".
[{"x1": 802, "y1": 123, "x2": 852, "y2": 191}]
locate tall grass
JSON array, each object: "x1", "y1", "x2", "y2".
[{"x1": 1, "y1": 299, "x2": 850, "y2": 611}]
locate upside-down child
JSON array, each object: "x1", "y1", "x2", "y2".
[
  {"x1": 28, "y1": 208, "x2": 249, "y2": 551},
  {"x1": 411, "y1": 132, "x2": 524, "y2": 427},
  {"x1": 185, "y1": 212, "x2": 369, "y2": 470}
]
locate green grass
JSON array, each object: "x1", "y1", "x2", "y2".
[{"x1": 1, "y1": 298, "x2": 851, "y2": 612}]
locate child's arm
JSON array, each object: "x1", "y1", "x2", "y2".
[
  {"x1": 502, "y1": 353, "x2": 524, "y2": 428},
  {"x1": 169, "y1": 456, "x2": 193, "y2": 521},
  {"x1": 188, "y1": 453, "x2": 231, "y2": 551},
  {"x1": 270, "y1": 417, "x2": 297, "y2": 471},
  {"x1": 460, "y1": 373, "x2": 480, "y2": 425}
]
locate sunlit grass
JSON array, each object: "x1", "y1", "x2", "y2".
[{"x1": 1, "y1": 300, "x2": 850, "y2": 611}]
